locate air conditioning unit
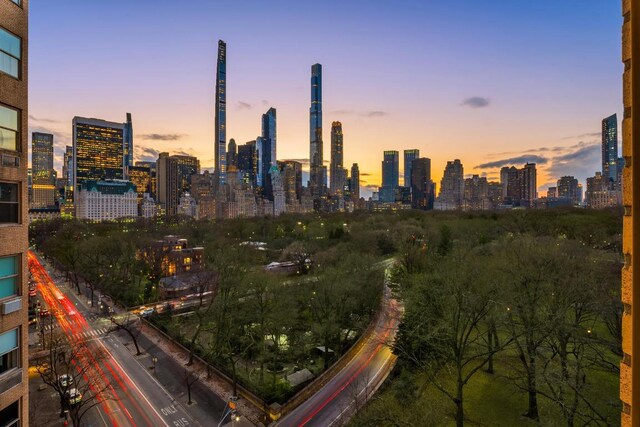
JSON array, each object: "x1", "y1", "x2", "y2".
[{"x1": 1, "y1": 298, "x2": 21, "y2": 315}]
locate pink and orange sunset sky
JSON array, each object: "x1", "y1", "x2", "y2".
[{"x1": 28, "y1": 0, "x2": 622, "y2": 197}]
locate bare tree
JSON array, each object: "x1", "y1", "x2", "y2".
[
  {"x1": 182, "y1": 367, "x2": 201, "y2": 406},
  {"x1": 109, "y1": 314, "x2": 143, "y2": 355},
  {"x1": 34, "y1": 334, "x2": 116, "y2": 427}
]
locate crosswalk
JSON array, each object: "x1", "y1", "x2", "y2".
[{"x1": 38, "y1": 324, "x2": 109, "y2": 341}]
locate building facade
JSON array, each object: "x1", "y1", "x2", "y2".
[
  {"x1": 410, "y1": 157, "x2": 433, "y2": 210},
  {"x1": 403, "y1": 149, "x2": 419, "y2": 188},
  {"x1": 309, "y1": 63, "x2": 325, "y2": 197},
  {"x1": 438, "y1": 159, "x2": 464, "y2": 210},
  {"x1": 380, "y1": 151, "x2": 399, "y2": 203},
  {"x1": 31, "y1": 132, "x2": 56, "y2": 208},
  {"x1": 214, "y1": 40, "x2": 227, "y2": 185},
  {"x1": 75, "y1": 180, "x2": 137, "y2": 221},
  {"x1": 602, "y1": 113, "x2": 618, "y2": 188},
  {"x1": 330, "y1": 121, "x2": 345, "y2": 196},
  {"x1": 123, "y1": 112, "x2": 133, "y2": 171},
  {"x1": 350, "y1": 163, "x2": 360, "y2": 200},
  {"x1": 0, "y1": 0, "x2": 29, "y2": 423}
]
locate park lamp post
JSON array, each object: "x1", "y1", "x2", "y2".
[
  {"x1": 217, "y1": 401, "x2": 240, "y2": 427},
  {"x1": 152, "y1": 356, "x2": 158, "y2": 376}
]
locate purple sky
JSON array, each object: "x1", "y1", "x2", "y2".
[{"x1": 28, "y1": 0, "x2": 623, "y2": 197}]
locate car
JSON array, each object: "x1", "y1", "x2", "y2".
[
  {"x1": 65, "y1": 388, "x2": 82, "y2": 405},
  {"x1": 58, "y1": 374, "x2": 73, "y2": 388},
  {"x1": 140, "y1": 308, "x2": 154, "y2": 318},
  {"x1": 39, "y1": 308, "x2": 50, "y2": 317},
  {"x1": 28, "y1": 288, "x2": 37, "y2": 297},
  {"x1": 28, "y1": 316, "x2": 37, "y2": 325}
]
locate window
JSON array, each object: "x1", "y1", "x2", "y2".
[
  {"x1": 0, "y1": 401, "x2": 18, "y2": 427},
  {"x1": 0, "y1": 257, "x2": 17, "y2": 299},
  {"x1": 10, "y1": 0, "x2": 21, "y2": 5},
  {"x1": 0, "y1": 183, "x2": 18, "y2": 223},
  {"x1": 0, "y1": 105, "x2": 18, "y2": 151},
  {"x1": 0, "y1": 28, "x2": 20, "y2": 79},
  {"x1": 0, "y1": 329, "x2": 18, "y2": 375}
]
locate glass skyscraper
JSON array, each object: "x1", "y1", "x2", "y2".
[
  {"x1": 404, "y1": 149, "x2": 419, "y2": 188},
  {"x1": 309, "y1": 63, "x2": 325, "y2": 196},
  {"x1": 123, "y1": 112, "x2": 133, "y2": 171},
  {"x1": 261, "y1": 108, "x2": 276, "y2": 198},
  {"x1": 602, "y1": 114, "x2": 618, "y2": 188},
  {"x1": 330, "y1": 121, "x2": 344, "y2": 196},
  {"x1": 380, "y1": 150, "x2": 399, "y2": 202},
  {"x1": 215, "y1": 40, "x2": 227, "y2": 185},
  {"x1": 31, "y1": 132, "x2": 56, "y2": 208}
]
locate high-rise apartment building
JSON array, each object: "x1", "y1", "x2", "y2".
[
  {"x1": 127, "y1": 165, "x2": 152, "y2": 206},
  {"x1": 215, "y1": 40, "x2": 227, "y2": 185},
  {"x1": 520, "y1": 162, "x2": 537, "y2": 207},
  {"x1": 557, "y1": 176, "x2": 579, "y2": 205},
  {"x1": 123, "y1": 112, "x2": 133, "y2": 171},
  {"x1": 279, "y1": 160, "x2": 302, "y2": 204},
  {"x1": 602, "y1": 114, "x2": 618, "y2": 188},
  {"x1": 135, "y1": 161, "x2": 156, "y2": 199},
  {"x1": 157, "y1": 152, "x2": 200, "y2": 217},
  {"x1": 463, "y1": 175, "x2": 490, "y2": 210},
  {"x1": 261, "y1": 108, "x2": 276, "y2": 199},
  {"x1": 227, "y1": 139, "x2": 237, "y2": 171},
  {"x1": 237, "y1": 141, "x2": 257, "y2": 187},
  {"x1": 438, "y1": 159, "x2": 464, "y2": 209},
  {"x1": 403, "y1": 149, "x2": 419, "y2": 188},
  {"x1": 72, "y1": 117, "x2": 125, "y2": 206},
  {"x1": 309, "y1": 63, "x2": 325, "y2": 197},
  {"x1": 350, "y1": 163, "x2": 360, "y2": 200},
  {"x1": 0, "y1": 0, "x2": 29, "y2": 423},
  {"x1": 380, "y1": 151, "x2": 399, "y2": 203},
  {"x1": 411, "y1": 157, "x2": 433, "y2": 210},
  {"x1": 330, "y1": 121, "x2": 345, "y2": 196},
  {"x1": 31, "y1": 132, "x2": 56, "y2": 208}
]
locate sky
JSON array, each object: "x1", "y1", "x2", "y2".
[{"x1": 28, "y1": 0, "x2": 623, "y2": 198}]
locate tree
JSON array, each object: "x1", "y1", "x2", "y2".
[
  {"x1": 183, "y1": 367, "x2": 201, "y2": 405},
  {"x1": 34, "y1": 334, "x2": 116, "y2": 427},
  {"x1": 393, "y1": 248, "x2": 510, "y2": 427},
  {"x1": 109, "y1": 314, "x2": 143, "y2": 356}
]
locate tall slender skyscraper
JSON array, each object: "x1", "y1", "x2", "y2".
[
  {"x1": 309, "y1": 63, "x2": 325, "y2": 196},
  {"x1": 330, "y1": 121, "x2": 344, "y2": 195},
  {"x1": 261, "y1": 108, "x2": 277, "y2": 198},
  {"x1": 404, "y1": 149, "x2": 420, "y2": 188},
  {"x1": 602, "y1": 114, "x2": 618, "y2": 188},
  {"x1": 215, "y1": 40, "x2": 227, "y2": 185},
  {"x1": 227, "y1": 138, "x2": 237, "y2": 170},
  {"x1": 123, "y1": 112, "x2": 133, "y2": 171},
  {"x1": 350, "y1": 163, "x2": 360, "y2": 200}
]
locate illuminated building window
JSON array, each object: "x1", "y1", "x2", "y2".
[
  {"x1": 0, "y1": 28, "x2": 20, "y2": 79},
  {"x1": 0, "y1": 104, "x2": 18, "y2": 151}
]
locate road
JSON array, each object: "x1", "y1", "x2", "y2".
[
  {"x1": 275, "y1": 280, "x2": 401, "y2": 427},
  {"x1": 29, "y1": 251, "x2": 200, "y2": 427}
]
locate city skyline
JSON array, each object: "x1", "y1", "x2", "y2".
[{"x1": 27, "y1": 1, "x2": 622, "y2": 197}]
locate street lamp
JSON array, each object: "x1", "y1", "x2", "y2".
[
  {"x1": 217, "y1": 401, "x2": 240, "y2": 427},
  {"x1": 152, "y1": 356, "x2": 158, "y2": 376}
]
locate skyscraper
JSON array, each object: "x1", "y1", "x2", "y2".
[
  {"x1": 261, "y1": 108, "x2": 277, "y2": 198},
  {"x1": 72, "y1": 117, "x2": 125, "y2": 204},
  {"x1": 520, "y1": 162, "x2": 537, "y2": 206},
  {"x1": 279, "y1": 160, "x2": 303, "y2": 204},
  {"x1": 31, "y1": 132, "x2": 56, "y2": 208},
  {"x1": 237, "y1": 141, "x2": 257, "y2": 187},
  {"x1": 411, "y1": 157, "x2": 434, "y2": 210},
  {"x1": 309, "y1": 63, "x2": 325, "y2": 196},
  {"x1": 438, "y1": 159, "x2": 464, "y2": 209},
  {"x1": 404, "y1": 149, "x2": 420, "y2": 188},
  {"x1": 0, "y1": 1, "x2": 29, "y2": 423},
  {"x1": 557, "y1": 176, "x2": 579, "y2": 205},
  {"x1": 215, "y1": 40, "x2": 227, "y2": 185},
  {"x1": 602, "y1": 114, "x2": 618, "y2": 188},
  {"x1": 227, "y1": 139, "x2": 237, "y2": 170},
  {"x1": 123, "y1": 112, "x2": 133, "y2": 171},
  {"x1": 380, "y1": 151, "x2": 399, "y2": 203},
  {"x1": 156, "y1": 153, "x2": 200, "y2": 216},
  {"x1": 330, "y1": 121, "x2": 345, "y2": 196},
  {"x1": 350, "y1": 163, "x2": 360, "y2": 200}
]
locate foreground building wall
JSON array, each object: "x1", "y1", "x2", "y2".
[
  {"x1": 0, "y1": 0, "x2": 29, "y2": 424},
  {"x1": 621, "y1": 0, "x2": 638, "y2": 424}
]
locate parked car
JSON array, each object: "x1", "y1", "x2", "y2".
[
  {"x1": 39, "y1": 308, "x2": 50, "y2": 317},
  {"x1": 58, "y1": 374, "x2": 73, "y2": 388},
  {"x1": 65, "y1": 388, "x2": 82, "y2": 405},
  {"x1": 140, "y1": 308, "x2": 154, "y2": 318}
]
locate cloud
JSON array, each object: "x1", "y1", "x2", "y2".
[
  {"x1": 29, "y1": 115, "x2": 59, "y2": 123},
  {"x1": 461, "y1": 96, "x2": 490, "y2": 108},
  {"x1": 261, "y1": 100, "x2": 269, "y2": 106},
  {"x1": 331, "y1": 110, "x2": 390, "y2": 117},
  {"x1": 475, "y1": 155, "x2": 548, "y2": 169},
  {"x1": 138, "y1": 133, "x2": 186, "y2": 141},
  {"x1": 134, "y1": 146, "x2": 161, "y2": 163},
  {"x1": 236, "y1": 101, "x2": 252, "y2": 110},
  {"x1": 174, "y1": 150, "x2": 193, "y2": 157},
  {"x1": 561, "y1": 132, "x2": 600, "y2": 140},
  {"x1": 364, "y1": 184, "x2": 379, "y2": 190},
  {"x1": 360, "y1": 172, "x2": 372, "y2": 177}
]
